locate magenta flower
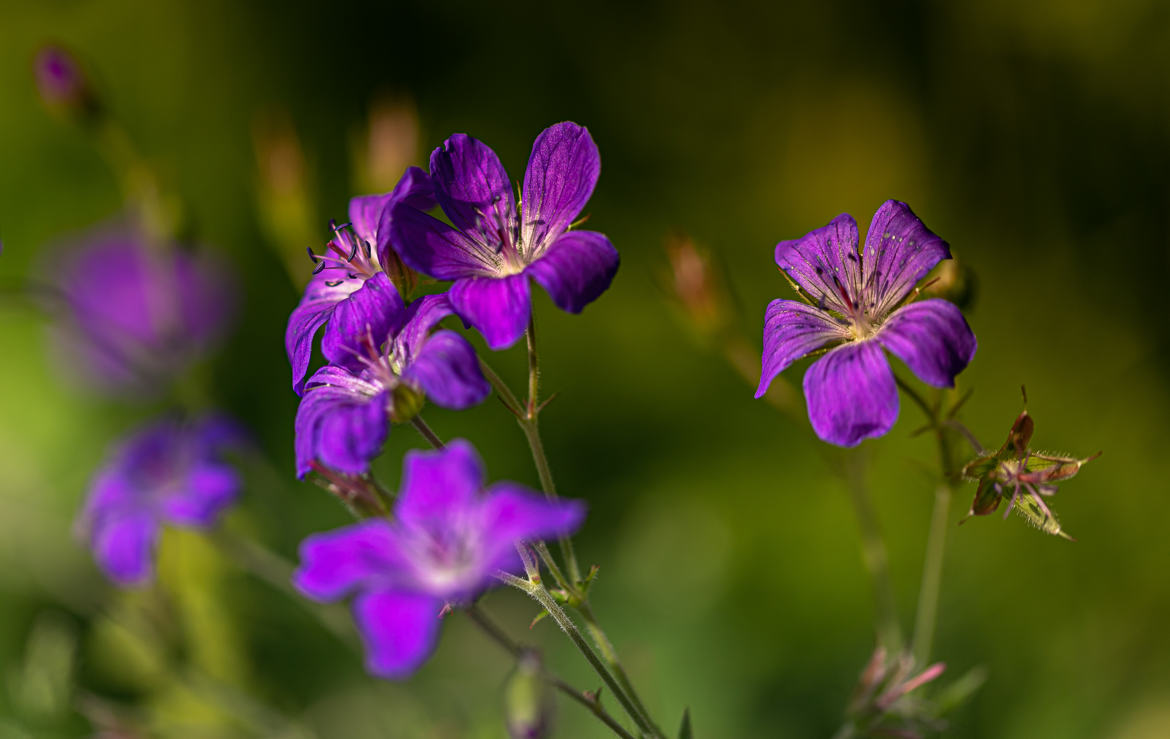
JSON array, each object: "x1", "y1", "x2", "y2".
[
  {"x1": 294, "y1": 440, "x2": 585, "y2": 678},
  {"x1": 389, "y1": 122, "x2": 619, "y2": 349},
  {"x1": 756, "y1": 201, "x2": 977, "y2": 446},
  {"x1": 50, "y1": 224, "x2": 233, "y2": 395},
  {"x1": 77, "y1": 415, "x2": 247, "y2": 586},
  {"x1": 286, "y1": 167, "x2": 433, "y2": 394},
  {"x1": 295, "y1": 287, "x2": 489, "y2": 477}
]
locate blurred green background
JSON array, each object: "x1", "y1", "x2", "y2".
[{"x1": 2, "y1": 0, "x2": 1169, "y2": 736}]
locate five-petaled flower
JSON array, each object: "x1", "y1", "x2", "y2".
[
  {"x1": 77, "y1": 415, "x2": 247, "y2": 586},
  {"x1": 286, "y1": 168, "x2": 433, "y2": 394},
  {"x1": 294, "y1": 286, "x2": 489, "y2": 477},
  {"x1": 389, "y1": 121, "x2": 619, "y2": 349},
  {"x1": 50, "y1": 224, "x2": 234, "y2": 395},
  {"x1": 294, "y1": 440, "x2": 585, "y2": 679},
  {"x1": 756, "y1": 201, "x2": 977, "y2": 446}
]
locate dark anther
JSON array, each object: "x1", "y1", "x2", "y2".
[
  {"x1": 306, "y1": 245, "x2": 319, "y2": 262},
  {"x1": 324, "y1": 279, "x2": 344, "y2": 287},
  {"x1": 312, "y1": 260, "x2": 327, "y2": 275}
]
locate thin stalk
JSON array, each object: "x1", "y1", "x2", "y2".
[
  {"x1": 522, "y1": 315, "x2": 583, "y2": 585},
  {"x1": 896, "y1": 377, "x2": 960, "y2": 666},
  {"x1": 411, "y1": 414, "x2": 446, "y2": 450},
  {"x1": 479, "y1": 357, "x2": 525, "y2": 417},
  {"x1": 844, "y1": 452, "x2": 903, "y2": 654},
  {"x1": 209, "y1": 529, "x2": 356, "y2": 650},
  {"x1": 498, "y1": 572, "x2": 659, "y2": 737},
  {"x1": 577, "y1": 602, "x2": 664, "y2": 737},
  {"x1": 465, "y1": 605, "x2": 636, "y2": 739}
]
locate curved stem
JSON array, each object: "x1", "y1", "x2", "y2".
[
  {"x1": 497, "y1": 573, "x2": 659, "y2": 737},
  {"x1": 465, "y1": 605, "x2": 636, "y2": 739}
]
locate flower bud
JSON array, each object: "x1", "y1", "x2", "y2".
[
  {"x1": 34, "y1": 45, "x2": 100, "y2": 122},
  {"x1": 505, "y1": 650, "x2": 552, "y2": 739},
  {"x1": 923, "y1": 252, "x2": 977, "y2": 311},
  {"x1": 663, "y1": 232, "x2": 731, "y2": 339}
]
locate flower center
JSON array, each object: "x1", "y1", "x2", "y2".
[{"x1": 308, "y1": 221, "x2": 382, "y2": 284}]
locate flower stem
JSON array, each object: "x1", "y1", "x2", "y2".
[
  {"x1": 411, "y1": 414, "x2": 446, "y2": 450},
  {"x1": 895, "y1": 377, "x2": 960, "y2": 666},
  {"x1": 844, "y1": 451, "x2": 903, "y2": 654},
  {"x1": 465, "y1": 604, "x2": 637, "y2": 739},
  {"x1": 576, "y1": 602, "x2": 664, "y2": 737},
  {"x1": 521, "y1": 315, "x2": 583, "y2": 585},
  {"x1": 497, "y1": 572, "x2": 660, "y2": 737}
]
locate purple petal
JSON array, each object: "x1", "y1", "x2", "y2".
[
  {"x1": 429, "y1": 133, "x2": 516, "y2": 247},
  {"x1": 877, "y1": 299, "x2": 977, "y2": 388},
  {"x1": 755, "y1": 299, "x2": 848, "y2": 398},
  {"x1": 353, "y1": 589, "x2": 443, "y2": 680},
  {"x1": 525, "y1": 230, "x2": 619, "y2": 314},
  {"x1": 390, "y1": 204, "x2": 499, "y2": 280},
  {"x1": 774, "y1": 214, "x2": 864, "y2": 315},
  {"x1": 861, "y1": 201, "x2": 951, "y2": 315},
  {"x1": 803, "y1": 340, "x2": 898, "y2": 447},
  {"x1": 478, "y1": 483, "x2": 587, "y2": 573},
  {"x1": 448, "y1": 274, "x2": 531, "y2": 350},
  {"x1": 521, "y1": 122, "x2": 600, "y2": 250},
  {"x1": 321, "y1": 273, "x2": 404, "y2": 369},
  {"x1": 392, "y1": 294, "x2": 456, "y2": 361},
  {"x1": 91, "y1": 511, "x2": 159, "y2": 586},
  {"x1": 286, "y1": 266, "x2": 362, "y2": 394},
  {"x1": 372, "y1": 166, "x2": 436, "y2": 268},
  {"x1": 402, "y1": 330, "x2": 490, "y2": 409},
  {"x1": 295, "y1": 368, "x2": 388, "y2": 477},
  {"x1": 159, "y1": 462, "x2": 239, "y2": 527},
  {"x1": 293, "y1": 520, "x2": 407, "y2": 601},
  {"x1": 396, "y1": 440, "x2": 484, "y2": 529}
]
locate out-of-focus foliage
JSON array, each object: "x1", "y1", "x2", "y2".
[{"x1": 1, "y1": 0, "x2": 1167, "y2": 736}]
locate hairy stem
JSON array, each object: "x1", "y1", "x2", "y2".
[
  {"x1": 498, "y1": 572, "x2": 660, "y2": 737},
  {"x1": 577, "y1": 602, "x2": 663, "y2": 736},
  {"x1": 465, "y1": 605, "x2": 637, "y2": 739}
]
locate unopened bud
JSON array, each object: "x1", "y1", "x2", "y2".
[
  {"x1": 381, "y1": 245, "x2": 419, "y2": 299},
  {"x1": 34, "y1": 45, "x2": 100, "y2": 122},
  {"x1": 663, "y1": 232, "x2": 731, "y2": 338},
  {"x1": 505, "y1": 650, "x2": 552, "y2": 739},
  {"x1": 923, "y1": 253, "x2": 976, "y2": 311}
]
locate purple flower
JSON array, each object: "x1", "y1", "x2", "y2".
[
  {"x1": 390, "y1": 122, "x2": 619, "y2": 349},
  {"x1": 295, "y1": 287, "x2": 489, "y2": 477},
  {"x1": 286, "y1": 168, "x2": 434, "y2": 394},
  {"x1": 756, "y1": 201, "x2": 977, "y2": 446},
  {"x1": 294, "y1": 440, "x2": 585, "y2": 678},
  {"x1": 77, "y1": 415, "x2": 247, "y2": 586},
  {"x1": 49, "y1": 224, "x2": 233, "y2": 395}
]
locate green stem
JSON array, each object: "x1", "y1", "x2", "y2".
[
  {"x1": 577, "y1": 602, "x2": 663, "y2": 737},
  {"x1": 465, "y1": 605, "x2": 637, "y2": 739},
  {"x1": 844, "y1": 451, "x2": 903, "y2": 654},
  {"x1": 521, "y1": 315, "x2": 583, "y2": 585},
  {"x1": 411, "y1": 414, "x2": 446, "y2": 450},
  {"x1": 498, "y1": 573, "x2": 659, "y2": 737},
  {"x1": 897, "y1": 377, "x2": 960, "y2": 666}
]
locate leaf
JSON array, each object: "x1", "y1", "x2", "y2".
[{"x1": 678, "y1": 707, "x2": 693, "y2": 739}]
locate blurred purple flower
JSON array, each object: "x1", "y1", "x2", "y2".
[
  {"x1": 295, "y1": 288, "x2": 489, "y2": 477},
  {"x1": 49, "y1": 225, "x2": 234, "y2": 395},
  {"x1": 756, "y1": 201, "x2": 977, "y2": 446},
  {"x1": 294, "y1": 440, "x2": 585, "y2": 678},
  {"x1": 34, "y1": 44, "x2": 89, "y2": 109},
  {"x1": 286, "y1": 169, "x2": 434, "y2": 394},
  {"x1": 77, "y1": 415, "x2": 247, "y2": 586},
  {"x1": 390, "y1": 121, "x2": 619, "y2": 349}
]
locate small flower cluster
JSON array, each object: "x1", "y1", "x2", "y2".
[{"x1": 285, "y1": 122, "x2": 615, "y2": 679}]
